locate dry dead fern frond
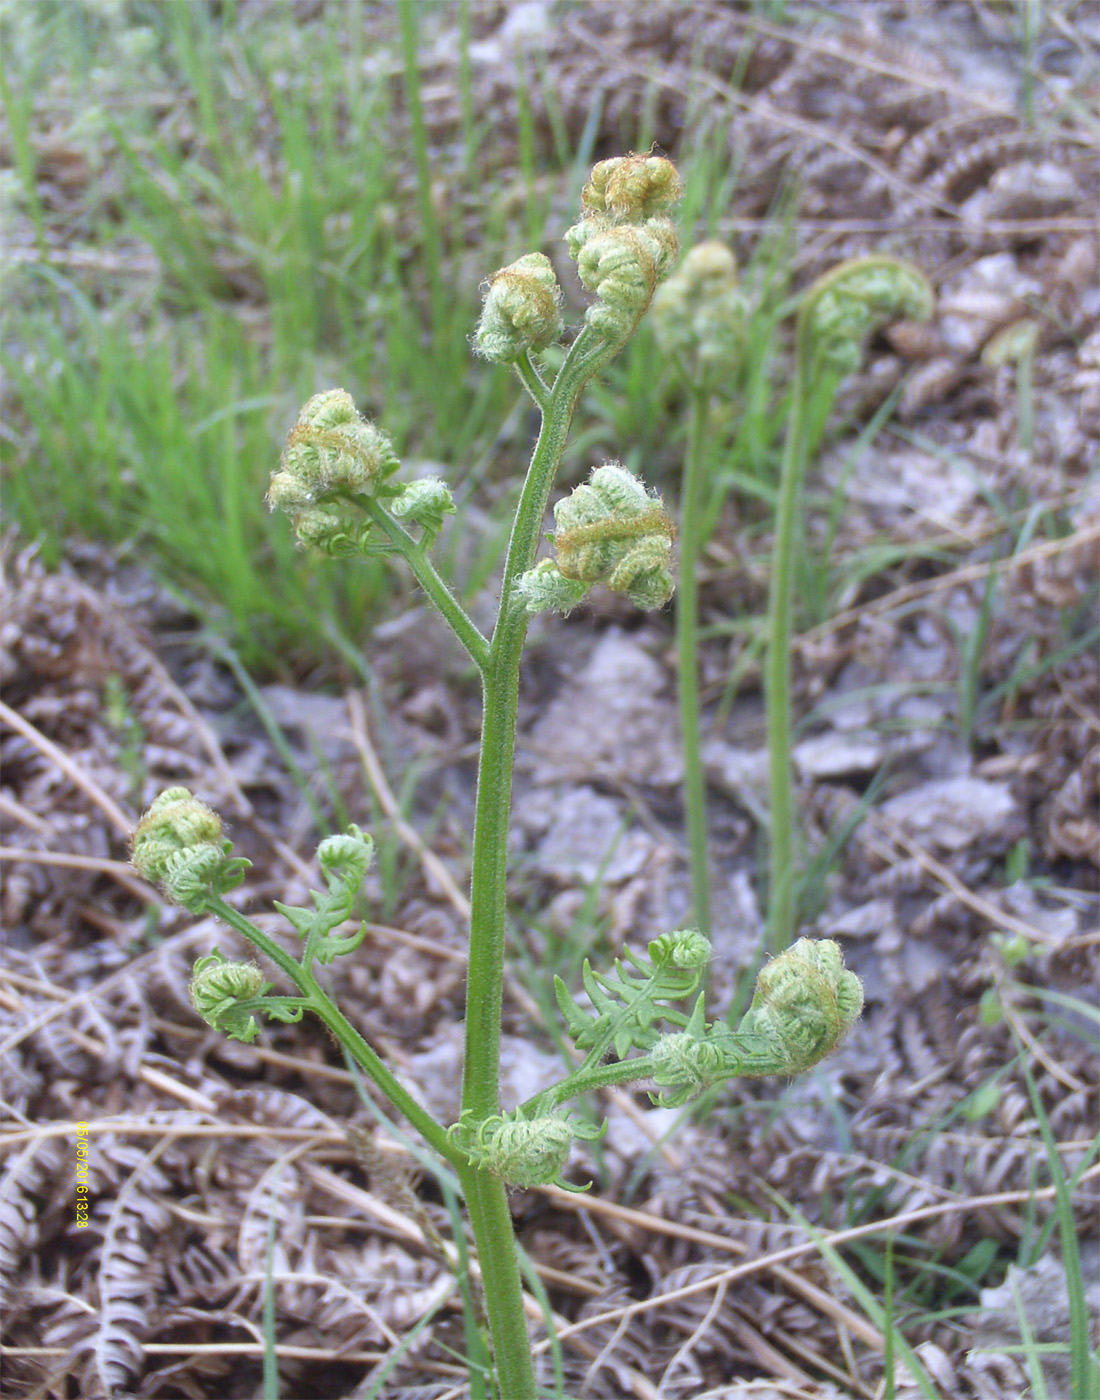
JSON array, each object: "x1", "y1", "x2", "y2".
[
  {"x1": 141, "y1": 922, "x2": 225, "y2": 1021},
  {"x1": 651, "y1": 1259, "x2": 743, "y2": 1364},
  {"x1": 29, "y1": 1280, "x2": 99, "y2": 1353},
  {"x1": 572, "y1": 1280, "x2": 656, "y2": 1395},
  {"x1": 0, "y1": 1050, "x2": 45, "y2": 1122},
  {"x1": 237, "y1": 1156, "x2": 307, "y2": 1277},
  {"x1": 87, "y1": 1145, "x2": 172, "y2": 1397},
  {"x1": 365, "y1": 1386, "x2": 453, "y2": 1400},
  {"x1": 213, "y1": 1083, "x2": 341, "y2": 1138},
  {"x1": 0, "y1": 1136, "x2": 69, "y2": 1308},
  {"x1": 1045, "y1": 746, "x2": 1100, "y2": 866},
  {"x1": 526, "y1": 1226, "x2": 623, "y2": 1292},
  {"x1": 164, "y1": 1235, "x2": 241, "y2": 1303}
]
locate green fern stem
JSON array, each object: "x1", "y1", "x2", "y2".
[
  {"x1": 765, "y1": 256, "x2": 933, "y2": 950},
  {"x1": 461, "y1": 329, "x2": 630, "y2": 1120},
  {"x1": 459, "y1": 1165, "x2": 535, "y2": 1393},
  {"x1": 459, "y1": 328, "x2": 624, "y2": 1400},
  {"x1": 361, "y1": 498, "x2": 490, "y2": 672},
  {"x1": 677, "y1": 386, "x2": 712, "y2": 934},
  {"x1": 523, "y1": 1055, "x2": 658, "y2": 1115}
]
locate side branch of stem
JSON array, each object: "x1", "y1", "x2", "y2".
[
  {"x1": 207, "y1": 895, "x2": 461, "y2": 1167},
  {"x1": 363, "y1": 500, "x2": 491, "y2": 673},
  {"x1": 514, "y1": 351, "x2": 550, "y2": 411},
  {"x1": 523, "y1": 1055, "x2": 659, "y2": 1114}
]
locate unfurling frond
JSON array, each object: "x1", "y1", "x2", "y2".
[
  {"x1": 801, "y1": 256, "x2": 934, "y2": 375},
  {"x1": 449, "y1": 1108, "x2": 605, "y2": 1191},
  {"x1": 474, "y1": 252, "x2": 564, "y2": 363},
  {"x1": 652, "y1": 240, "x2": 747, "y2": 388},
  {"x1": 554, "y1": 930, "x2": 710, "y2": 1061},
  {"x1": 649, "y1": 938, "x2": 864, "y2": 1105}
]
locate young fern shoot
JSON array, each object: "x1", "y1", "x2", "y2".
[
  {"x1": 130, "y1": 156, "x2": 865, "y2": 1400},
  {"x1": 766, "y1": 256, "x2": 933, "y2": 951}
]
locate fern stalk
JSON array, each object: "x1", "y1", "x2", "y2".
[
  {"x1": 766, "y1": 256, "x2": 934, "y2": 950},
  {"x1": 457, "y1": 330, "x2": 620, "y2": 1396},
  {"x1": 764, "y1": 338, "x2": 808, "y2": 952}
]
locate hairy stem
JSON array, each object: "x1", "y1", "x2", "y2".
[
  {"x1": 523, "y1": 1055, "x2": 659, "y2": 1114},
  {"x1": 306, "y1": 980, "x2": 461, "y2": 1166},
  {"x1": 363, "y1": 499, "x2": 491, "y2": 673},
  {"x1": 205, "y1": 895, "x2": 315, "y2": 990},
  {"x1": 677, "y1": 386, "x2": 712, "y2": 933},
  {"x1": 458, "y1": 324, "x2": 618, "y2": 1399},
  {"x1": 461, "y1": 324, "x2": 616, "y2": 1124},
  {"x1": 460, "y1": 1166, "x2": 536, "y2": 1398},
  {"x1": 514, "y1": 350, "x2": 551, "y2": 412}
]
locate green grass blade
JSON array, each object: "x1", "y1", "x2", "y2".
[
  {"x1": 262, "y1": 1209, "x2": 280, "y2": 1400},
  {"x1": 443, "y1": 1184, "x2": 492, "y2": 1400},
  {"x1": 1014, "y1": 1033, "x2": 1098, "y2": 1400},
  {"x1": 764, "y1": 1188, "x2": 942, "y2": 1400},
  {"x1": 1012, "y1": 1269, "x2": 1052, "y2": 1400}
]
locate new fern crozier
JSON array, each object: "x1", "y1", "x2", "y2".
[
  {"x1": 765, "y1": 256, "x2": 933, "y2": 950},
  {"x1": 649, "y1": 246, "x2": 933, "y2": 950},
  {"x1": 474, "y1": 251, "x2": 565, "y2": 363},
  {"x1": 517, "y1": 462, "x2": 676, "y2": 614},
  {"x1": 651, "y1": 240, "x2": 746, "y2": 390},
  {"x1": 131, "y1": 155, "x2": 864, "y2": 1400},
  {"x1": 449, "y1": 1108, "x2": 606, "y2": 1192}
]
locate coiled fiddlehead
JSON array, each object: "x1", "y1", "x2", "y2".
[
  {"x1": 800, "y1": 255, "x2": 933, "y2": 376},
  {"x1": 449, "y1": 1108, "x2": 605, "y2": 1191},
  {"x1": 516, "y1": 463, "x2": 675, "y2": 613},
  {"x1": 563, "y1": 153, "x2": 683, "y2": 345},
  {"x1": 651, "y1": 240, "x2": 747, "y2": 389},
  {"x1": 474, "y1": 252, "x2": 565, "y2": 363}
]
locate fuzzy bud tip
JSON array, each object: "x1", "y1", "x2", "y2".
[
  {"x1": 652, "y1": 240, "x2": 747, "y2": 385},
  {"x1": 805, "y1": 257, "x2": 934, "y2": 373},
  {"x1": 450, "y1": 1109, "x2": 604, "y2": 1190},
  {"x1": 515, "y1": 559, "x2": 590, "y2": 615},
  {"x1": 474, "y1": 252, "x2": 564, "y2": 363},
  {"x1": 582, "y1": 153, "x2": 684, "y2": 222},
  {"x1": 738, "y1": 937, "x2": 863, "y2": 1075},
  {"x1": 269, "y1": 390, "x2": 399, "y2": 554},
  {"x1": 131, "y1": 788, "x2": 223, "y2": 885},
  {"x1": 551, "y1": 463, "x2": 675, "y2": 610},
  {"x1": 189, "y1": 949, "x2": 268, "y2": 1042},
  {"x1": 648, "y1": 928, "x2": 711, "y2": 971}
]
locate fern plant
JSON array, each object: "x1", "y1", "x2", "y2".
[
  {"x1": 653, "y1": 240, "x2": 935, "y2": 951},
  {"x1": 764, "y1": 256, "x2": 934, "y2": 949},
  {"x1": 131, "y1": 154, "x2": 864, "y2": 1399}
]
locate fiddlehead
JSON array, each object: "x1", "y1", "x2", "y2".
[
  {"x1": 516, "y1": 463, "x2": 676, "y2": 614},
  {"x1": 651, "y1": 240, "x2": 747, "y2": 389}
]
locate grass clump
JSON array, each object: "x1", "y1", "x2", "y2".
[{"x1": 1, "y1": 0, "x2": 521, "y2": 669}]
